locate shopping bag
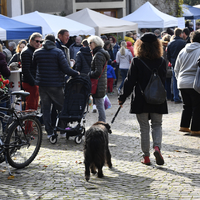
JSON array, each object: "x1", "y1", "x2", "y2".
[{"x1": 104, "y1": 95, "x2": 112, "y2": 110}]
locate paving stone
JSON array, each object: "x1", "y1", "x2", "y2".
[{"x1": 1, "y1": 94, "x2": 200, "y2": 199}]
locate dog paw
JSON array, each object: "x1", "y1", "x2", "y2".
[
  {"x1": 85, "y1": 175, "x2": 90, "y2": 181},
  {"x1": 97, "y1": 173, "x2": 104, "y2": 178},
  {"x1": 108, "y1": 164, "x2": 112, "y2": 168}
]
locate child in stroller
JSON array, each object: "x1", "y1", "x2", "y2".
[{"x1": 49, "y1": 74, "x2": 91, "y2": 144}]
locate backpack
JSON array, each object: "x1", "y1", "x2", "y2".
[{"x1": 139, "y1": 58, "x2": 166, "y2": 104}]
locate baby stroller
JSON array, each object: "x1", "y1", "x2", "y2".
[{"x1": 49, "y1": 74, "x2": 91, "y2": 144}]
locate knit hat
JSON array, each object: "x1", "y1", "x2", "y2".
[{"x1": 140, "y1": 32, "x2": 157, "y2": 43}]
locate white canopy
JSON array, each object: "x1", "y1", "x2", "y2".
[
  {"x1": 121, "y1": 1, "x2": 178, "y2": 28},
  {"x1": 12, "y1": 11, "x2": 95, "y2": 36},
  {"x1": 194, "y1": 5, "x2": 200, "y2": 9},
  {"x1": 66, "y1": 8, "x2": 138, "y2": 36}
]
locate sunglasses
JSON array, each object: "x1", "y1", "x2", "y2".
[
  {"x1": 34, "y1": 40, "x2": 43, "y2": 44},
  {"x1": 89, "y1": 42, "x2": 93, "y2": 45}
]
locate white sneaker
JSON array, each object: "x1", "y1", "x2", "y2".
[
  {"x1": 92, "y1": 105, "x2": 97, "y2": 113},
  {"x1": 60, "y1": 133, "x2": 66, "y2": 139},
  {"x1": 118, "y1": 88, "x2": 122, "y2": 95},
  {"x1": 47, "y1": 134, "x2": 52, "y2": 139}
]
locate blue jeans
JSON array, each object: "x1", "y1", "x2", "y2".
[
  {"x1": 165, "y1": 78, "x2": 172, "y2": 100},
  {"x1": 136, "y1": 113, "x2": 163, "y2": 157},
  {"x1": 172, "y1": 70, "x2": 181, "y2": 102},
  {"x1": 119, "y1": 69, "x2": 128, "y2": 90},
  {"x1": 39, "y1": 87, "x2": 64, "y2": 135}
]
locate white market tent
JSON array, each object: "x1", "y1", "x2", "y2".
[
  {"x1": 121, "y1": 1, "x2": 178, "y2": 28},
  {"x1": 194, "y1": 5, "x2": 200, "y2": 9},
  {"x1": 12, "y1": 11, "x2": 95, "y2": 36},
  {"x1": 66, "y1": 8, "x2": 138, "y2": 36}
]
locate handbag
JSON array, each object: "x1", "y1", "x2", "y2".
[
  {"x1": 166, "y1": 62, "x2": 172, "y2": 78},
  {"x1": 90, "y1": 61, "x2": 107, "y2": 95},
  {"x1": 193, "y1": 66, "x2": 200, "y2": 93}
]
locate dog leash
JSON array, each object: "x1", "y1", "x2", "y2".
[{"x1": 111, "y1": 106, "x2": 121, "y2": 124}]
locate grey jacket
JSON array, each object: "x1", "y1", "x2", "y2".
[{"x1": 174, "y1": 42, "x2": 200, "y2": 89}]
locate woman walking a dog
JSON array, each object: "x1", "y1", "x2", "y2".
[
  {"x1": 118, "y1": 33, "x2": 168, "y2": 165},
  {"x1": 88, "y1": 35, "x2": 110, "y2": 122}
]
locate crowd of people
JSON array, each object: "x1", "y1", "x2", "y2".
[{"x1": 1, "y1": 20, "x2": 200, "y2": 165}]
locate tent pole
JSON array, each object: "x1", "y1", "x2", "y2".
[{"x1": 193, "y1": 19, "x2": 196, "y2": 30}]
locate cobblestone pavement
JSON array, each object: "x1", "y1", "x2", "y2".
[{"x1": 1, "y1": 89, "x2": 200, "y2": 200}]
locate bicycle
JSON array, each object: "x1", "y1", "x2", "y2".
[{"x1": 0, "y1": 90, "x2": 42, "y2": 175}]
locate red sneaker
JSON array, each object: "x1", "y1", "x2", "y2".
[
  {"x1": 141, "y1": 156, "x2": 151, "y2": 165},
  {"x1": 154, "y1": 146, "x2": 164, "y2": 165}
]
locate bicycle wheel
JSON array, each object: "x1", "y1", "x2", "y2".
[{"x1": 6, "y1": 115, "x2": 42, "y2": 169}]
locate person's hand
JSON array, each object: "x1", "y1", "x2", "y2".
[
  {"x1": 118, "y1": 100, "x2": 123, "y2": 108},
  {"x1": 78, "y1": 72, "x2": 80, "y2": 75},
  {"x1": 70, "y1": 59, "x2": 75, "y2": 67}
]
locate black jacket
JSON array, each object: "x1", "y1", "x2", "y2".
[
  {"x1": 118, "y1": 57, "x2": 168, "y2": 114},
  {"x1": 69, "y1": 42, "x2": 82, "y2": 60},
  {"x1": 167, "y1": 36, "x2": 186, "y2": 67},
  {"x1": 0, "y1": 53, "x2": 10, "y2": 78},
  {"x1": 8, "y1": 53, "x2": 20, "y2": 66},
  {"x1": 89, "y1": 46, "x2": 110, "y2": 98},
  {"x1": 73, "y1": 46, "x2": 92, "y2": 74},
  {"x1": 33, "y1": 40, "x2": 78, "y2": 87},
  {"x1": 55, "y1": 39, "x2": 70, "y2": 65},
  {"x1": 21, "y1": 44, "x2": 36, "y2": 86}
]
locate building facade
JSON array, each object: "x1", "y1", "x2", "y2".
[{"x1": 5, "y1": 0, "x2": 178, "y2": 18}]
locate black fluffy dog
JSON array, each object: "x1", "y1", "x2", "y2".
[{"x1": 84, "y1": 121, "x2": 112, "y2": 181}]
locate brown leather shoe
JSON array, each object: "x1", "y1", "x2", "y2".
[
  {"x1": 190, "y1": 131, "x2": 200, "y2": 136},
  {"x1": 179, "y1": 127, "x2": 190, "y2": 132}
]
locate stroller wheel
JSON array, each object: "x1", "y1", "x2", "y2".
[
  {"x1": 49, "y1": 135, "x2": 57, "y2": 144},
  {"x1": 75, "y1": 136, "x2": 82, "y2": 144}
]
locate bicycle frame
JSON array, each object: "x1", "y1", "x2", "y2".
[{"x1": 0, "y1": 91, "x2": 39, "y2": 175}]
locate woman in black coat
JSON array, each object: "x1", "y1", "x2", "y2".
[
  {"x1": 88, "y1": 35, "x2": 110, "y2": 122},
  {"x1": 118, "y1": 33, "x2": 168, "y2": 166}
]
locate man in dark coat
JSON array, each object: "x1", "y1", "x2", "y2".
[
  {"x1": 56, "y1": 29, "x2": 71, "y2": 65},
  {"x1": 182, "y1": 27, "x2": 191, "y2": 44},
  {"x1": 73, "y1": 39, "x2": 92, "y2": 74},
  {"x1": 69, "y1": 36, "x2": 83, "y2": 60},
  {"x1": 167, "y1": 28, "x2": 186, "y2": 104},
  {"x1": 33, "y1": 34, "x2": 79, "y2": 139},
  {"x1": 21, "y1": 32, "x2": 42, "y2": 111}
]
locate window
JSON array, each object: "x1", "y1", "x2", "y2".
[
  {"x1": 0, "y1": 0, "x2": 7, "y2": 16},
  {"x1": 94, "y1": 9, "x2": 117, "y2": 18}
]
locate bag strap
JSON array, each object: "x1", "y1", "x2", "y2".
[
  {"x1": 139, "y1": 58, "x2": 164, "y2": 72},
  {"x1": 138, "y1": 58, "x2": 164, "y2": 94},
  {"x1": 98, "y1": 61, "x2": 107, "y2": 80}
]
